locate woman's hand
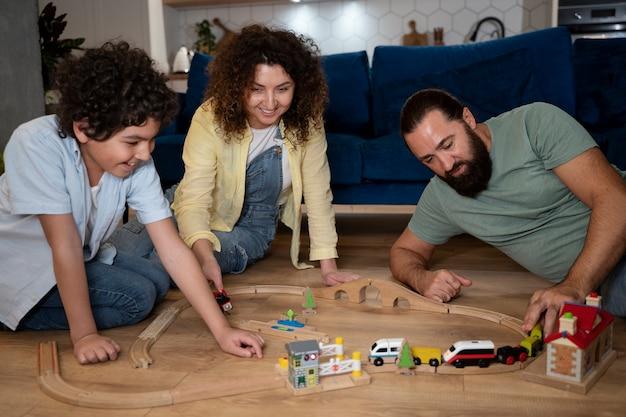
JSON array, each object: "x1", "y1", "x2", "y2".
[
  {"x1": 201, "y1": 253, "x2": 224, "y2": 291},
  {"x1": 214, "y1": 328, "x2": 265, "y2": 358},
  {"x1": 320, "y1": 258, "x2": 361, "y2": 286},
  {"x1": 73, "y1": 333, "x2": 121, "y2": 364},
  {"x1": 191, "y1": 239, "x2": 224, "y2": 290}
]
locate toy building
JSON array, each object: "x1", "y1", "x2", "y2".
[
  {"x1": 286, "y1": 340, "x2": 320, "y2": 389},
  {"x1": 544, "y1": 293, "x2": 614, "y2": 383}
]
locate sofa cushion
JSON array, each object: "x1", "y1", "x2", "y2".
[
  {"x1": 152, "y1": 134, "x2": 186, "y2": 187},
  {"x1": 325, "y1": 133, "x2": 364, "y2": 185},
  {"x1": 361, "y1": 133, "x2": 433, "y2": 182},
  {"x1": 322, "y1": 51, "x2": 372, "y2": 137},
  {"x1": 181, "y1": 53, "x2": 213, "y2": 132},
  {"x1": 371, "y1": 27, "x2": 575, "y2": 136},
  {"x1": 378, "y1": 48, "x2": 543, "y2": 134},
  {"x1": 574, "y1": 38, "x2": 626, "y2": 128},
  {"x1": 591, "y1": 126, "x2": 626, "y2": 170}
]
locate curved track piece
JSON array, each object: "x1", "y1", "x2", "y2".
[
  {"x1": 129, "y1": 298, "x2": 191, "y2": 368},
  {"x1": 39, "y1": 341, "x2": 173, "y2": 408},
  {"x1": 38, "y1": 341, "x2": 284, "y2": 409}
]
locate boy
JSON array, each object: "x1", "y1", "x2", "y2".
[{"x1": 0, "y1": 42, "x2": 263, "y2": 364}]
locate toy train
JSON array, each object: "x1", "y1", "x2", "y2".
[
  {"x1": 368, "y1": 324, "x2": 543, "y2": 369},
  {"x1": 213, "y1": 289, "x2": 233, "y2": 313}
]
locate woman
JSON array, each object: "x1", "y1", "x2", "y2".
[{"x1": 113, "y1": 25, "x2": 359, "y2": 290}]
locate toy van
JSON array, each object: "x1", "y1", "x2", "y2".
[
  {"x1": 411, "y1": 346, "x2": 443, "y2": 367},
  {"x1": 368, "y1": 338, "x2": 405, "y2": 366},
  {"x1": 443, "y1": 340, "x2": 496, "y2": 368}
]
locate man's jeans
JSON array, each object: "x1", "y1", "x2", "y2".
[
  {"x1": 19, "y1": 251, "x2": 170, "y2": 330},
  {"x1": 599, "y1": 254, "x2": 626, "y2": 317}
]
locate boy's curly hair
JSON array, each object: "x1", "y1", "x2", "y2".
[
  {"x1": 55, "y1": 41, "x2": 178, "y2": 140},
  {"x1": 205, "y1": 25, "x2": 328, "y2": 145}
]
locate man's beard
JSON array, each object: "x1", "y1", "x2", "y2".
[{"x1": 440, "y1": 125, "x2": 492, "y2": 198}]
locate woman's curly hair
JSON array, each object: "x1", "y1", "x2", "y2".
[
  {"x1": 55, "y1": 41, "x2": 179, "y2": 140},
  {"x1": 205, "y1": 25, "x2": 328, "y2": 145}
]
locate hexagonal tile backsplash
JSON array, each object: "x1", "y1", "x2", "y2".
[{"x1": 174, "y1": 0, "x2": 552, "y2": 58}]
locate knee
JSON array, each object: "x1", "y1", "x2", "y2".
[
  {"x1": 151, "y1": 269, "x2": 172, "y2": 303},
  {"x1": 104, "y1": 280, "x2": 158, "y2": 327},
  {"x1": 217, "y1": 243, "x2": 249, "y2": 274}
]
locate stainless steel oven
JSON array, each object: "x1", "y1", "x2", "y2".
[{"x1": 558, "y1": 0, "x2": 626, "y2": 40}]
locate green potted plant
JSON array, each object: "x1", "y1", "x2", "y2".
[
  {"x1": 194, "y1": 19, "x2": 216, "y2": 55},
  {"x1": 38, "y1": 2, "x2": 85, "y2": 93}
]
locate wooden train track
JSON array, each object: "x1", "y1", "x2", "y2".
[
  {"x1": 38, "y1": 278, "x2": 532, "y2": 408},
  {"x1": 39, "y1": 341, "x2": 284, "y2": 409},
  {"x1": 129, "y1": 298, "x2": 190, "y2": 368}
]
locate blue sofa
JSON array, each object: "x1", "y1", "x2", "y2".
[{"x1": 153, "y1": 27, "x2": 626, "y2": 204}]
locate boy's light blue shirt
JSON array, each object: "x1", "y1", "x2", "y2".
[{"x1": 0, "y1": 115, "x2": 171, "y2": 330}]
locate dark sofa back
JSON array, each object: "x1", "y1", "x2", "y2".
[
  {"x1": 321, "y1": 50, "x2": 372, "y2": 137},
  {"x1": 573, "y1": 37, "x2": 626, "y2": 169},
  {"x1": 370, "y1": 27, "x2": 576, "y2": 137},
  {"x1": 180, "y1": 52, "x2": 213, "y2": 132},
  {"x1": 573, "y1": 37, "x2": 626, "y2": 130}
]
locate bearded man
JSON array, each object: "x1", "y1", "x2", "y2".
[{"x1": 390, "y1": 88, "x2": 626, "y2": 334}]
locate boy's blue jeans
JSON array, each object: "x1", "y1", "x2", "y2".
[{"x1": 18, "y1": 251, "x2": 170, "y2": 330}]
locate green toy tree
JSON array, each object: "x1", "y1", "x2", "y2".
[
  {"x1": 302, "y1": 287, "x2": 317, "y2": 313},
  {"x1": 397, "y1": 342, "x2": 415, "y2": 375},
  {"x1": 284, "y1": 309, "x2": 296, "y2": 322}
]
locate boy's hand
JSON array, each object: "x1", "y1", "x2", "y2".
[
  {"x1": 215, "y1": 328, "x2": 264, "y2": 358},
  {"x1": 73, "y1": 333, "x2": 121, "y2": 364}
]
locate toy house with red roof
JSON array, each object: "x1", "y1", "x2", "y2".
[{"x1": 544, "y1": 293, "x2": 614, "y2": 382}]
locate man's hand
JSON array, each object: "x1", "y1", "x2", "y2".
[
  {"x1": 73, "y1": 333, "x2": 121, "y2": 364},
  {"x1": 215, "y1": 328, "x2": 265, "y2": 358},
  {"x1": 522, "y1": 283, "x2": 585, "y2": 335},
  {"x1": 416, "y1": 269, "x2": 472, "y2": 303},
  {"x1": 201, "y1": 254, "x2": 224, "y2": 291}
]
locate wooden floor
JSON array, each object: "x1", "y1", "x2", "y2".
[{"x1": 1, "y1": 212, "x2": 625, "y2": 417}]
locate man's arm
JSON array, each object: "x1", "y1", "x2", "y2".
[
  {"x1": 390, "y1": 228, "x2": 472, "y2": 302},
  {"x1": 38, "y1": 214, "x2": 120, "y2": 364},
  {"x1": 523, "y1": 148, "x2": 626, "y2": 333}
]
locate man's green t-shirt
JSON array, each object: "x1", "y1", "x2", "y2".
[{"x1": 409, "y1": 102, "x2": 624, "y2": 282}]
